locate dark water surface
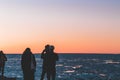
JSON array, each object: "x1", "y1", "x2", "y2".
[{"x1": 3, "y1": 54, "x2": 120, "y2": 80}]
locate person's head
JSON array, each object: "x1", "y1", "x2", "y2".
[
  {"x1": 50, "y1": 45, "x2": 55, "y2": 52},
  {"x1": 0, "y1": 51, "x2": 4, "y2": 54},
  {"x1": 45, "y1": 44, "x2": 50, "y2": 49},
  {"x1": 23, "y1": 48, "x2": 31, "y2": 54},
  {"x1": 0, "y1": 51, "x2": 4, "y2": 57},
  {"x1": 44, "y1": 44, "x2": 50, "y2": 53}
]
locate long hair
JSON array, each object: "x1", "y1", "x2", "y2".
[{"x1": 23, "y1": 48, "x2": 32, "y2": 54}]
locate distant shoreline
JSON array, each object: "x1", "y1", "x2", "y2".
[{"x1": 6, "y1": 53, "x2": 120, "y2": 55}]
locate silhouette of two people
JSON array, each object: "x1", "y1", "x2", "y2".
[
  {"x1": 21, "y1": 45, "x2": 58, "y2": 80},
  {"x1": 21, "y1": 48, "x2": 36, "y2": 80},
  {"x1": 0, "y1": 51, "x2": 7, "y2": 77},
  {"x1": 40, "y1": 45, "x2": 59, "y2": 80}
]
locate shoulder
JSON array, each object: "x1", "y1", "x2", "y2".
[
  {"x1": 53, "y1": 53, "x2": 58, "y2": 56},
  {"x1": 32, "y1": 54, "x2": 35, "y2": 57}
]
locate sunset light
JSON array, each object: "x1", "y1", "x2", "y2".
[{"x1": 0, "y1": 0, "x2": 120, "y2": 53}]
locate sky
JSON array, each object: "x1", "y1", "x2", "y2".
[{"x1": 0, "y1": 0, "x2": 120, "y2": 53}]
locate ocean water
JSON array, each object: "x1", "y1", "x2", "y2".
[{"x1": 3, "y1": 54, "x2": 120, "y2": 80}]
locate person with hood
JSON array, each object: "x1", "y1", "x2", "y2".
[{"x1": 21, "y1": 48, "x2": 36, "y2": 80}]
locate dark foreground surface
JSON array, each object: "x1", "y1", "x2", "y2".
[
  {"x1": 3, "y1": 54, "x2": 120, "y2": 80},
  {"x1": 0, "y1": 76, "x2": 16, "y2": 80}
]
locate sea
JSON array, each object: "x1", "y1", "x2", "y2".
[{"x1": 2, "y1": 54, "x2": 120, "y2": 80}]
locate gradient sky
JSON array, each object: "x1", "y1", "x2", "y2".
[{"x1": 0, "y1": 0, "x2": 120, "y2": 53}]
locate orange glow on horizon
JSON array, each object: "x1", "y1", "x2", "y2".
[{"x1": 1, "y1": 38, "x2": 120, "y2": 54}]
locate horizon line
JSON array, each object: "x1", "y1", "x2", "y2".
[{"x1": 5, "y1": 52, "x2": 120, "y2": 55}]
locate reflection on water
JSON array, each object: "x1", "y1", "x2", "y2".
[
  {"x1": 64, "y1": 70, "x2": 75, "y2": 73},
  {"x1": 104, "y1": 60, "x2": 120, "y2": 64},
  {"x1": 4, "y1": 54, "x2": 120, "y2": 80}
]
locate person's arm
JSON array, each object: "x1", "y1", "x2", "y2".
[
  {"x1": 41, "y1": 49, "x2": 45, "y2": 59},
  {"x1": 4, "y1": 54, "x2": 7, "y2": 61},
  {"x1": 21, "y1": 55, "x2": 25, "y2": 70},
  {"x1": 56, "y1": 53, "x2": 59, "y2": 61},
  {"x1": 33, "y1": 55, "x2": 36, "y2": 68}
]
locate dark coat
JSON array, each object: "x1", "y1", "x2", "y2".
[
  {"x1": 41, "y1": 52, "x2": 58, "y2": 70},
  {"x1": 0, "y1": 53, "x2": 7, "y2": 67},
  {"x1": 21, "y1": 52, "x2": 36, "y2": 71}
]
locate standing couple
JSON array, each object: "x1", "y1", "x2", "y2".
[
  {"x1": 40, "y1": 45, "x2": 59, "y2": 80},
  {"x1": 21, "y1": 44, "x2": 59, "y2": 80}
]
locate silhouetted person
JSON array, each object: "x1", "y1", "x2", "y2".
[
  {"x1": 47, "y1": 45, "x2": 59, "y2": 80},
  {"x1": 0, "y1": 51, "x2": 7, "y2": 77},
  {"x1": 40, "y1": 45, "x2": 59, "y2": 80},
  {"x1": 21, "y1": 48, "x2": 36, "y2": 80},
  {"x1": 40, "y1": 44, "x2": 50, "y2": 80}
]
